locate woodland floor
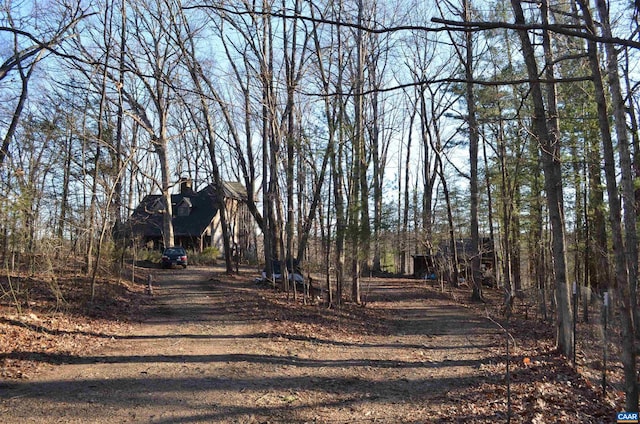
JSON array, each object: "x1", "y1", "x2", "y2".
[{"x1": 0, "y1": 265, "x2": 620, "y2": 423}]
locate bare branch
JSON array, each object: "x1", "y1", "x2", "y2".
[
  {"x1": 301, "y1": 75, "x2": 593, "y2": 98},
  {"x1": 432, "y1": 17, "x2": 640, "y2": 50},
  {"x1": 0, "y1": 10, "x2": 96, "y2": 81},
  {"x1": 183, "y1": 4, "x2": 640, "y2": 50}
]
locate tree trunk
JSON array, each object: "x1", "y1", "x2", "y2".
[
  {"x1": 437, "y1": 146, "x2": 458, "y2": 288},
  {"x1": 350, "y1": 0, "x2": 366, "y2": 304},
  {"x1": 401, "y1": 99, "x2": 417, "y2": 274},
  {"x1": 481, "y1": 129, "x2": 497, "y2": 289},
  {"x1": 111, "y1": 0, "x2": 127, "y2": 271},
  {"x1": 157, "y1": 143, "x2": 174, "y2": 249},
  {"x1": 58, "y1": 132, "x2": 73, "y2": 242},
  {"x1": 171, "y1": 8, "x2": 236, "y2": 272},
  {"x1": 462, "y1": 0, "x2": 483, "y2": 302},
  {"x1": 261, "y1": 0, "x2": 276, "y2": 284},
  {"x1": 579, "y1": 0, "x2": 638, "y2": 410},
  {"x1": 510, "y1": 0, "x2": 572, "y2": 357}
]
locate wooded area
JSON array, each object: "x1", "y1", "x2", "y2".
[{"x1": 1, "y1": 0, "x2": 639, "y2": 412}]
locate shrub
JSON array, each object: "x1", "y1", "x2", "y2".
[
  {"x1": 189, "y1": 247, "x2": 219, "y2": 266},
  {"x1": 138, "y1": 249, "x2": 162, "y2": 263}
]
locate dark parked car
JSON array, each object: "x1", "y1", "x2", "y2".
[
  {"x1": 161, "y1": 247, "x2": 188, "y2": 269},
  {"x1": 260, "y1": 259, "x2": 303, "y2": 284}
]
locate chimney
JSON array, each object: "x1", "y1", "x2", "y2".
[{"x1": 179, "y1": 177, "x2": 193, "y2": 194}]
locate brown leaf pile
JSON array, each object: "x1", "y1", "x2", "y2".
[{"x1": 1, "y1": 270, "x2": 147, "y2": 379}]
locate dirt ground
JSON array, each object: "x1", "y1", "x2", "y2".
[{"x1": 1, "y1": 266, "x2": 616, "y2": 423}]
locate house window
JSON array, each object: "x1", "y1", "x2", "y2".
[
  {"x1": 177, "y1": 197, "x2": 192, "y2": 217},
  {"x1": 151, "y1": 198, "x2": 165, "y2": 213}
]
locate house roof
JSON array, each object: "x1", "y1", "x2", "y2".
[
  {"x1": 128, "y1": 181, "x2": 246, "y2": 238},
  {"x1": 199, "y1": 181, "x2": 248, "y2": 202},
  {"x1": 437, "y1": 237, "x2": 495, "y2": 262},
  {"x1": 222, "y1": 181, "x2": 247, "y2": 200}
]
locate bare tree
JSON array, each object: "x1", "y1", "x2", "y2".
[
  {"x1": 163, "y1": 2, "x2": 236, "y2": 272},
  {"x1": 307, "y1": 0, "x2": 350, "y2": 302},
  {"x1": 0, "y1": 1, "x2": 91, "y2": 168},
  {"x1": 118, "y1": 0, "x2": 186, "y2": 249},
  {"x1": 437, "y1": 0, "x2": 484, "y2": 300}
]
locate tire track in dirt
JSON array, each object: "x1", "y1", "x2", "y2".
[{"x1": 1, "y1": 268, "x2": 508, "y2": 423}]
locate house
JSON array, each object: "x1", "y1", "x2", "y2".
[
  {"x1": 413, "y1": 237, "x2": 495, "y2": 279},
  {"x1": 126, "y1": 179, "x2": 254, "y2": 256},
  {"x1": 439, "y1": 237, "x2": 495, "y2": 267},
  {"x1": 412, "y1": 254, "x2": 437, "y2": 279}
]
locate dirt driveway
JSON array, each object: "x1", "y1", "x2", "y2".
[{"x1": 1, "y1": 267, "x2": 611, "y2": 423}]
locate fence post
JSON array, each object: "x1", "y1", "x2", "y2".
[
  {"x1": 506, "y1": 310, "x2": 511, "y2": 424},
  {"x1": 146, "y1": 274, "x2": 153, "y2": 296},
  {"x1": 602, "y1": 291, "x2": 609, "y2": 396},
  {"x1": 573, "y1": 281, "x2": 577, "y2": 368}
]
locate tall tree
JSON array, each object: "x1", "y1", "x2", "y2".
[
  {"x1": 510, "y1": 0, "x2": 573, "y2": 357},
  {"x1": 437, "y1": 0, "x2": 483, "y2": 297},
  {"x1": 578, "y1": 0, "x2": 638, "y2": 411},
  {"x1": 462, "y1": 0, "x2": 483, "y2": 301},
  {"x1": 120, "y1": 0, "x2": 184, "y2": 249},
  {"x1": 351, "y1": 0, "x2": 369, "y2": 303}
]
